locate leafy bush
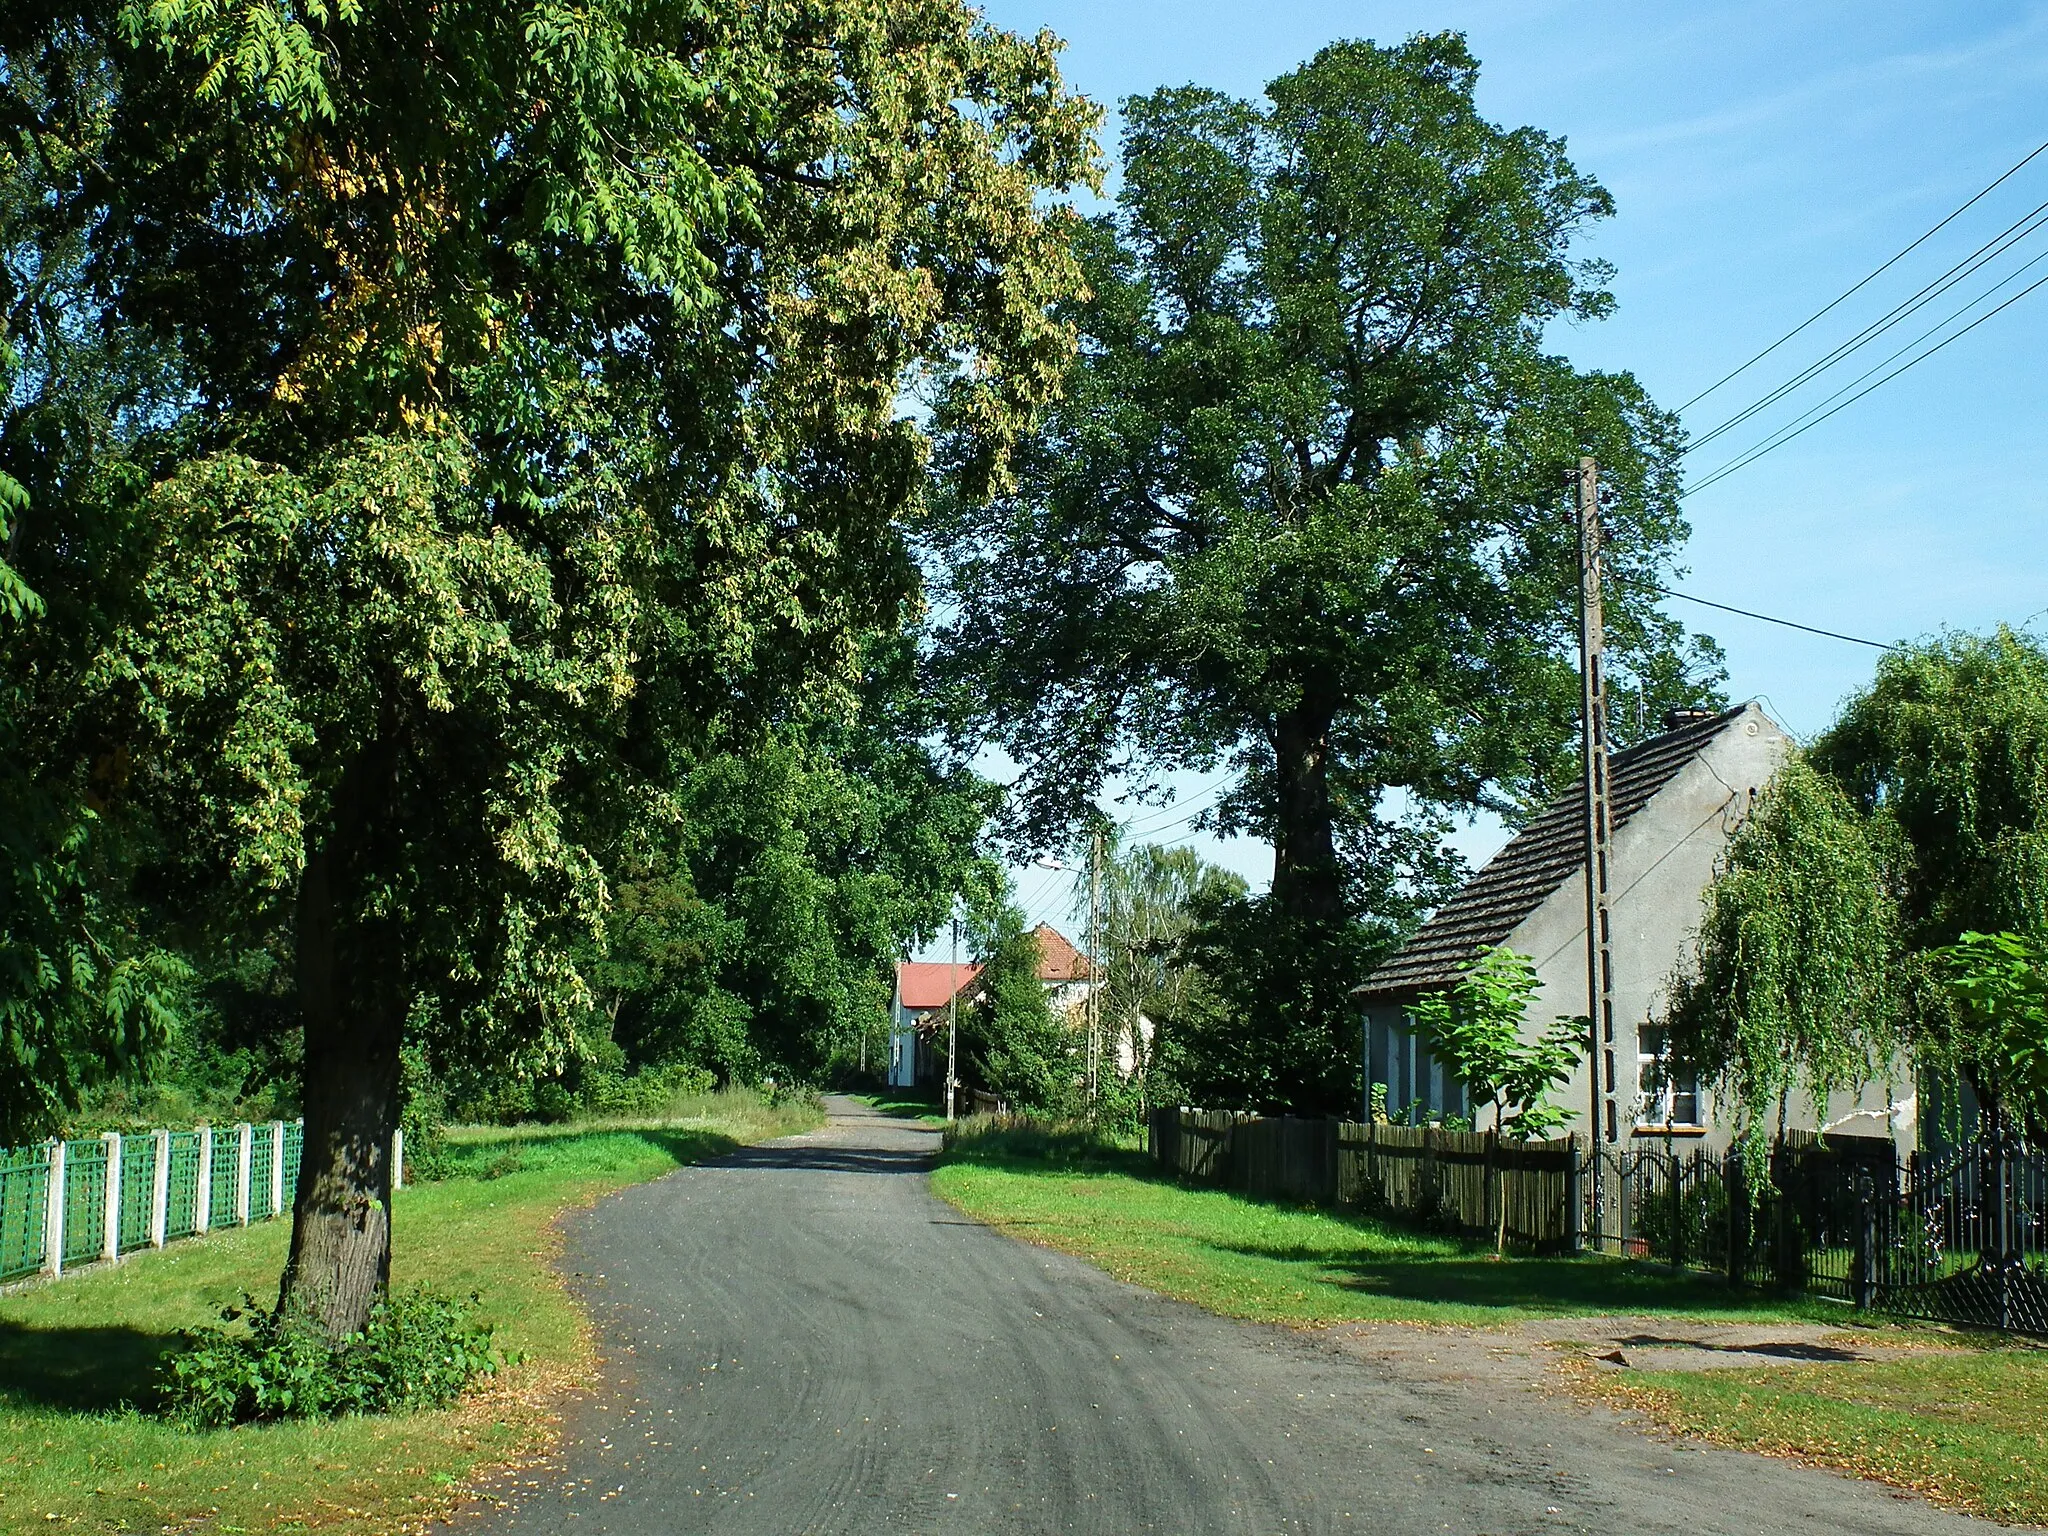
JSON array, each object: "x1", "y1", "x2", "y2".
[{"x1": 159, "y1": 1287, "x2": 503, "y2": 1427}]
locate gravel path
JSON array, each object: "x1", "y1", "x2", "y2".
[{"x1": 452, "y1": 1096, "x2": 1987, "y2": 1535}]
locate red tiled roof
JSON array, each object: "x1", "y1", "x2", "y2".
[
  {"x1": 896, "y1": 961, "x2": 980, "y2": 1010},
  {"x1": 1031, "y1": 924, "x2": 1094, "y2": 982}
]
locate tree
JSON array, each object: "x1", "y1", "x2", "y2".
[
  {"x1": 0, "y1": 23, "x2": 191, "y2": 1141},
  {"x1": 1662, "y1": 754, "x2": 1904, "y2": 1161},
  {"x1": 7, "y1": 0, "x2": 1095, "y2": 1336},
  {"x1": 1092, "y1": 841, "x2": 1245, "y2": 1107},
  {"x1": 1409, "y1": 946, "x2": 1579, "y2": 1252},
  {"x1": 931, "y1": 34, "x2": 1721, "y2": 936},
  {"x1": 1666, "y1": 629, "x2": 2048, "y2": 1152},
  {"x1": 1932, "y1": 931, "x2": 2048, "y2": 1136},
  {"x1": 1814, "y1": 627, "x2": 2048, "y2": 1130},
  {"x1": 958, "y1": 902, "x2": 1076, "y2": 1116}
]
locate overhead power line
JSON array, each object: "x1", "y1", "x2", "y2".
[
  {"x1": 1679, "y1": 130, "x2": 2048, "y2": 413},
  {"x1": 1640, "y1": 581, "x2": 1895, "y2": 650},
  {"x1": 1683, "y1": 194, "x2": 2048, "y2": 458},
  {"x1": 1686, "y1": 262, "x2": 2048, "y2": 496}
]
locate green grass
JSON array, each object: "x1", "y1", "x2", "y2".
[
  {"x1": 852, "y1": 1089, "x2": 947, "y2": 1125},
  {"x1": 0, "y1": 1089, "x2": 821, "y2": 1536},
  {"x1": 932, "y1": 1129, "x2": 1835, "y2": 1328},
  {"x1": 1594, "y1": 1345, "x2": 2048, "y2": 1524}
]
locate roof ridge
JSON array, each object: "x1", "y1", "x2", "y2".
[{"x1": 1354, "y1": 705, "x2": 1759, "y2": 1001}]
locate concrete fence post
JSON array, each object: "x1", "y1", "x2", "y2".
[
  {"x1": 235, "y1": 1123, "x2": 252, "y2": 1226},
  {"x1": 270, "y1": 1121, "x2": 286, "y2": 1218},
  {"x1": 102, "y1": 1131, "x2": 122, "y2": 1262},
  {"x1": 151, "y1": 1129, "x2": 172, "y2": 1248},
  {"x1": 44, "y1": 1140, "x2": 65, "y2": 1277},
  {"x1": 392, "y1": 1126, "x2": 404, "y2": 1192},
  {"x1": 195, "y1": 1126, "x2": 213, "y2": 1235}
]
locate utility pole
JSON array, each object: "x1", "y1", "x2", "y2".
[
  {"x1": 1577, "y1": 457, "x2": 1619, "y2": 1245},
  {"x1": 1087, "y1": 822, "x2": 1103, "y2": 1113},
  {"x1": 946, "y1": 914, "x2": 960, "y2": 1123}
]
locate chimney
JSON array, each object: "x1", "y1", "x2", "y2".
[{"x1": 1662, "y1": 707, "x2": 1721, "y2": 733}]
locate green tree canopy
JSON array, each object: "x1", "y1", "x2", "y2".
[
  {"x1": 958, "y1": 899, "x2": 1074, "y2": 1116},
  {"x1": 2, "y1": 0, "x2": 1096, "y2": 1334},
  {"x1": 1663, "y1": 754, "x2": 1904, "y2": 1158},
  {"x1": 1668, "y1": 629, "x2": 2048, "y2": 1149},
  {"x1": 929, "y1": 33, "x2": 1722, "y2": 931}
]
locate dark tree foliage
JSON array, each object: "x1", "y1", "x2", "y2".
[
  {"x1": 930, "y1": 34, "x2": 1722, "y2": 936},
  {"x1": 956, "y1": 901, "x2": 1076, "y2": 1117}
]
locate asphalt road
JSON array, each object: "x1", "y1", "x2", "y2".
[{"x1": 456, "y1": 1097, "x2": 1987, "y2": 1535}]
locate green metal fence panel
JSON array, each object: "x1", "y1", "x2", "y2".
[
  {"x1": 0, "y1": 1145, "x2": 49, "y2": 1281},
  {"x1": 284, "y1": 1121, "x2": 303, "y2": 1207},
  {"x1": 61, "y1": 1138, "x2": 107, "y2": 1267},
  {"x1": 209, "y1": 1131, "x2": 240, "y2": 1229},
  {"x1": 249, "y1": 1131, "x2": 276, "y2": 1223},
  {"x1": 165, "y1": 1132, "x2": 203, "y2": 1240},
  {"x1": 118, "y1": 1135, "x2": 156, "y2": 1253}
]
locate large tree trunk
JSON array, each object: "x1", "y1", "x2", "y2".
[
  {"x1": 1270, "y1": 701, "x2": 1345, "y2": 924},
  {"x1": 280, "y1": 716, "x2": 406, "y2": 1340}
]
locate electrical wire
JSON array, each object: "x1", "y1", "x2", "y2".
[
  {"x1": 1678, "y1": 130, "x2": 2048, "y2": 413},
  {"x1": 1634, "y1": 579, "x2": 1895, "y2": 650},
  {"x1": 1683, "y1": 194, "x2": 2048, "y2": 457},
  {"x1": 1685, "y1": 263, "x2": 2048, "y2": 497}
]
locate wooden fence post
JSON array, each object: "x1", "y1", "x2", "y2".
[
  {"x1": 151, "y1": 1129, "x2": 172, "y2": 1248},
  {"x1": 101, "y1": 1131, "x2": 122, "y2": 1262},
  {"x1": 44, "y1": 1140, "x2": 65, "y2": 1277},
  {"x1": 392, "y1": 1126, "x2": 405, "y2": 1192},
  {"x1": 195, "y1": 1126, "x2": 213, "y2": 1235},
  {"x1": 1564, "y1": 1137, "x2": 1583, "y2": 1255}
]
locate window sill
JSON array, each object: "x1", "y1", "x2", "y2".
[{"x1": 1632, "y1": 1124, "x2": 1709, "y2": 1138}]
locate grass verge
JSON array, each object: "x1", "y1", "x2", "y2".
[
  {"x1": 1586, "y1": 1345, "x2": 2048, "y2": 1525},
  {"x1": 931, "y1": 1124, "x2": 1834, "y2": 1328},
  {"x1": 0, "y1": 1088, "x2": 820, "y2": 1536}
]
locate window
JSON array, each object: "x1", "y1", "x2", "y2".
[{"x1": 1636, "y1": 1026, "x2": 1701, "y2": 1128}]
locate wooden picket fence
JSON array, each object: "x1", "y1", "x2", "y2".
[{"x1": 1149, "y1": 1108, "x2": 1579, "y2": 1251}]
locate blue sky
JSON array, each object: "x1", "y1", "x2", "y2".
[{"x1": 949, "y1": 2, "x2": 2048, "y2": 944}]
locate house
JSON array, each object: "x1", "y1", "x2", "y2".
[
  {"x1": 1354, "y1": 703, "x2": 1913, "y2": 1152},
  {"x1": 887, "y1": 924, "x2": 1096, "y2": 1090}
]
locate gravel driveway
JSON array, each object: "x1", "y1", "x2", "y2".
[{"x1": 451, "y1": 1096, "x2": 1988, "y2": 1535}]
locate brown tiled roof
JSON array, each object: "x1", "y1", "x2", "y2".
[
  {"x1": 1031, "y1": 923, "x2": 1094, "y2": 982},
  {"x1": 896, "y1": 961, "x2": 981, "y2": 1010},
  {"x1": 1354, "y1": 706, "x2": 1750, "y2": 1002}
]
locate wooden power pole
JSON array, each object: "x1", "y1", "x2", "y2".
[
  {"x1": 1087, "y1": 824, "x2": 1103, "y2": 1112},
  {"x1": 946, "y1": 914, "x2": 960, "y2": 1123},
  {"x1": 1577, "y1": 458, "x2": 1619, "y2": 1243}
]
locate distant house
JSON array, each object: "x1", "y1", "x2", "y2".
[
  {"x1": 1354, "y1": 703, "x2": 1913, "y2": 1151},
  {"x1": 888, "y1": 923, "x2": 1096, "y2": 1090}
]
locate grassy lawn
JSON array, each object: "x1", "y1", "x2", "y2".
[
  {"x1": 932, "y1": 1131, "x2": 1835, "y2": 1329},
  {"x1": 0, "y1": 1089, "x2": 820, "y2": 1536},
  {"x1": 1591, "y1": 1346, "x2": 2048, "y2": 1525}
]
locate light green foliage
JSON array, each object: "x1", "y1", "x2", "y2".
[
  {"x1": 1932, "y1": 931, "x2": 2048, "y2": 1133},
  {"x1": 1410, "y1": 947, "x2": 1581, "y2": 1141},
  {"x1": 1664, "y1": 754, "x2": 1904, "y2": 1159},
  {"x1": 933, "y1": 33, "x2": 1720, "y2": 937},
  {"x1": 1094, "y1": 841, "x2": 1246, "y2": 1107},
  {"x1": 1817, "y1": 628, "x2": 2048, "y2": 947}
]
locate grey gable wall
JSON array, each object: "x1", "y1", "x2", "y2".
[{"x1": 1363, "y1": 703, "x2": 1913, "y2": 1149}]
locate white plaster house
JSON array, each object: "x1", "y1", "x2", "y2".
[
  {"x1": 1355, "y1": 704, "x2": 1914, "y2": 1152},
  {"x1": 887, "y1": 924, "x2": 1097, "y2": 1091}
]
